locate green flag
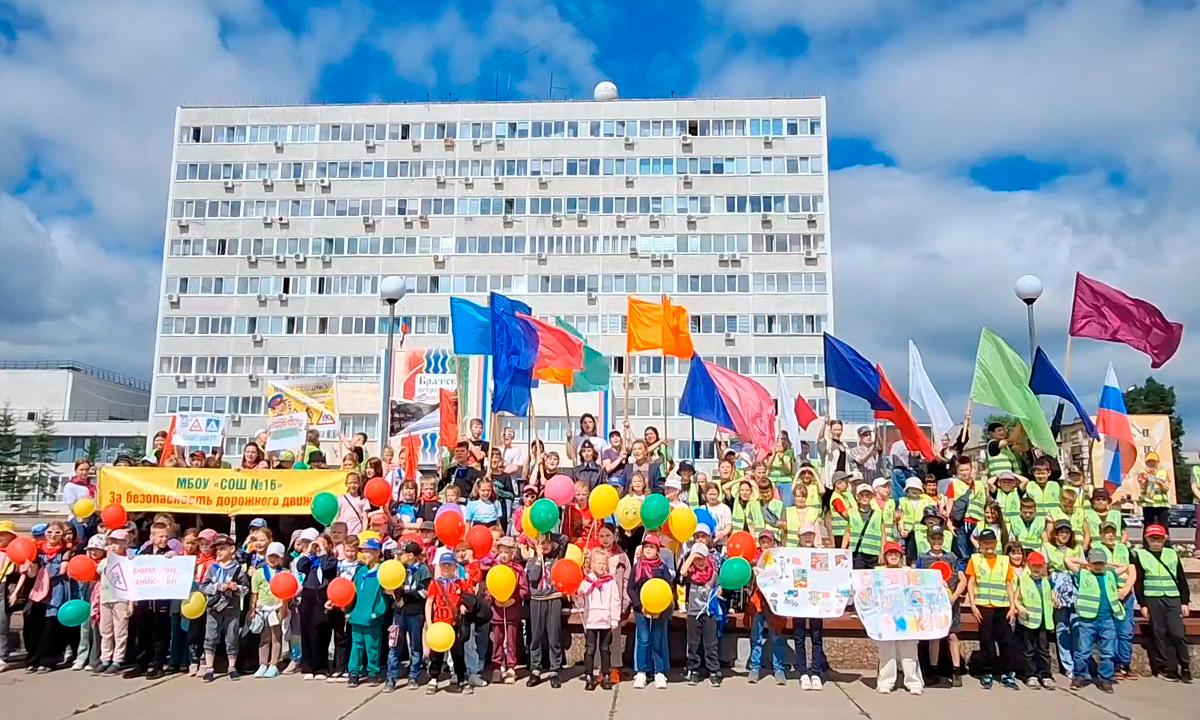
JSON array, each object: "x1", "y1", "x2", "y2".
[
  {"x1": 968, "y1": 328, "x2": 1057, "y2": 454},
  {"x1": 555, "y1": 317, "x2": 611, "y2": 392}
]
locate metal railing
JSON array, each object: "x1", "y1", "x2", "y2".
[
  {"x1": 0, "y1": 360, "x2": 151, "y2": 392},
  {"x1": 10, "y1": 408, "x2": 149, "y2": 422}
]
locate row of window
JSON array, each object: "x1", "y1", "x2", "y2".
[
  {"x1": 159, "y1": 312, "x2": 829, "y2": 338},
  {"x1": 175, "y1": 155, "x2": 825, "y2": 183},
  {"x1": 178, "y1": 117, "x2": 824, "y2": 146},
  {"x1": 171, "y1": 194, "x2": 826, "y2": 220},
  {"x1": 166, "y1": 272, "x2": 829, "y2": 297},
  {"x1": 169, "y1": 233, "x2": 826, "y2": 258}
]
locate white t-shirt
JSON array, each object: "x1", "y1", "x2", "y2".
[
  {"x1": 705, "y1": 503, "x2": 733, "y2": 534},
  {"x1": 501, "y1": 445, "x2": 527, "y2": 473},
  {"x1": 62, "y1": 481, "x2": 93, "y2": 520}
]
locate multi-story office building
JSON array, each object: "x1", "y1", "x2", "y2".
[{"x1": 153, "y1": 88, "x2": 835, "y2": 465}]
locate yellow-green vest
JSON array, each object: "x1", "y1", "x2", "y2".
[
  {"x1": 732, "y1": 499, "x2": 765, "y2": 533},
  {"x1": 987, "y1": 445, "x2": 1019, "y2": 477},
  {"x1": 1043, "y1": 543, "x2": 1081, "y2": 572},
  {"x1": 1085, "y1": 509, "x2": 1123, "y2": 543},
  {"x1": 950, "y1": 479, "x2": 988, "y2": 522},
  {"x1": 1076, "y1": 569, "x2": 1125, "y2": 620},
  {"x1": 900, "y1": 495, "x2": 934, "y2": 536},
  {"x1": 782, "y1": 505, "x2": 821, "y2": 547},
  {"x1": 971, "y1": 554, "x2": 1011, "y2": 607},
  {"x1": 915, "y1": 527, "x2": 954, "y2": 557},
  {"x1": 1010, "y1": 514, "x2": 1044, "y2": 551},
  {"x1": 849, "y1": 505, "x2": 884, "y2": 557},
  {"x1": 1025, "y1": 481, "x2": 1061, "y2": 517},
  {"x1": 1097, "y1": 542, "x2": 1130, "y2": 566},
  {"x1": 880, "y1": 498, "x2": 899, "y2": 541},
  {"x1": 1068, "y1": 482, "x2": 1092, "y2": 511},
  {"x1": 829, "y1": 489, "x2": 854, "y2": 538},
  {"x1": 1135, "y1": 547, "x2": 1181, "y2": 598},
  {"x1": 680, "y1": 481, "x2": 702, "y2": 508},
  {"x1": 994, "y1": 487, "x2": 1023, "y2": 529},
  {"x1": 1142, "y1": 470, "x2": 1171, "y2": 508},
  {"x1": 1017, "y1": 572, "x2": 1053, "y2": 629},
  {"x1": 1048, "y1": 507, "x2": 1087, "y2": 546}
]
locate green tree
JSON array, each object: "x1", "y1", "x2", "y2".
[
  {"x1": 1122, "y1": 377, "x2": 1189, "y2": 501},
  {"x1": 125, "y1": 435, "x2": 146, "y2": 461},
  {"x1": 84, "y1": 435, "x2": 102, "y2": 466},
  {"x1": 983, "y1": 414, "x2": 1018, "y2": 430},
  {"x1": 22, "y1": 410, "x2": 58, "y2": 505},
  {"x1": 0, "y1": 403, "x2": 23, "y2": 499}
]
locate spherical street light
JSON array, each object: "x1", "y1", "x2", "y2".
[
  {"x1": 380, "y1": 276, "x2": 407, "y2": 304},
  {"x1": 1014, "y1": 275, "x2": 1044, "y2": 306}
]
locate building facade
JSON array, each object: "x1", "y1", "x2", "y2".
[
  {"x1": 154, "y1": 94, "x2": 834, "y2": 464},
  {"x1": 0, "y1": 361, "x2": 149, "y2": 505}
]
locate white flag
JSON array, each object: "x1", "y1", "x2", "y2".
[
  {"x1": 777, "y1": 367, "x2": 802, "y2": 445},
  {"x1": 908, "y1": 340, "x2": 954, "y2": 445}
]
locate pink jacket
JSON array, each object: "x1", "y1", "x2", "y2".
[{"x1": 576, "y1": 572, "x2": 622, "y2": 630}]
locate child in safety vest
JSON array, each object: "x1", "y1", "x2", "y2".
[
  {"x1": 1085, "y1": 489, "x2": 1125, "y2": 548},
  {"x1": 827, "y1": 471, "x2": 855, "y2": 549},
  {"x1": 1015, "y1": 551, "x2": 1055, "y2": 689},
  {"x1": 1044, "y1": 518, "x2": 1083, "y2": 679},
  {"x1": 844, "y1": 483, "x2": 884, "y2": 569},
  {"x1": 793, "y1": 523, "x2": 827, "y2": 690},
  {"x1": 1094, "y1": 522, "x2": 1136, "y2": 678},
  {"x1": 1063, "y1": 548, "x2": 1130, "y2": 694},
  {"x1": 966, "y1": 528, "x2": 1020, "y2": 690},
  {"x1": 875, "y1": 542, "x2": 923, "y2": 695},
  {"x1": 1131, "y1": 524, "x2": 1192, "y2": 683},
  {"x1": 1010, "y1": 497, "x2": 1044, "y2": 552},
  {"x1": 897, "y1": 477, "x2": 932, "y2": 563},
  {"x1": 1046, "y1": 486, "x2": 1088, "y2": 549},
  {"x1": 915, "y1": 524, "x2": 964, "y2": 687}
]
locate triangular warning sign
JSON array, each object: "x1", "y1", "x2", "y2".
[
  {"x1": 318, "y1": 411, "x2": 336, "y2": 426},
  {"x1": 108, "y1": 562, "x2": 128, "y2": 592},
  {"x1": 188, "y1": 419, "x2": 204, "y2": 432},
  {"x1": 204, "y1": 418, "x2": 220, "y2": 432}
]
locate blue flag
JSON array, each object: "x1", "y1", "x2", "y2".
[
  {"x1": 490, "y1": 292, "x2": 535, "y2": 415},
  {"x1": 822, "y1": 333, "x2": 892, "y2": 411},
  {"x1": 450, "y1": 297, "x2": 492, "y2": 355},
  {"x1": 1029, "y1": 346, "x2": 1097, "y2": 439},
  {"x1": 679, "y1": 353, "x2": 736, "y2": 430}
]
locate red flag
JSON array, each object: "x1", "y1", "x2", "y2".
[
  {"x1": 794, "y1": 396, "x2": 818, "y2": 430},
  {"x1": 401, "y1": 434, "x2": 420, "y2": 479},
  {"x1": 516, "y1": 313, "x2": 584, "y2": 374},
  {"x1": 159, "y1": 415, "x2": 178, "y2": 466},
  {"x1": 438, "y1": 389, "x2": 459, "y2": 449},
  {"x1": 1069, "y1": 273, "x2": 1183, "y2": 368},
  {"x1": 873, "y1": 365, "x2": 934, "y2": 461}
]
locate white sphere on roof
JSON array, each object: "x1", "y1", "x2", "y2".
[{"x1": 593, "y1": 81, "x2": 618, "y2": 101}]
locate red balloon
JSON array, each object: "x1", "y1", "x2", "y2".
[
  {"x1": 327, "y1": 577, "x2": 356, "y2": 608},
  {"x1": 5, "y1": 536, "x2": 35, "y2": 565},
  {"x1": 67, "y1": 555, "x2": 98, "y2": 582},
  {"x1": 269, "y1": 571, "x2": 299, "y2": 600},
  {"x1": 101, "y1": 503, "x2": 127, "y2": 529},
  {"x1": 930, "y1": 561, "x2": 952, "y2": 582},
  {"x1": 727, "y1": 531, "x2": 757, "y2": 561},
  {"x1": 466, "y1": 525, "x2": 493, "y2": 558},
  {"x1": 831, "y1": 497, "x2": 847, "y2": 515},
  {"x1": 551, "y1": 559, "x2": 584, "y2": 594},
  {"x1": 435, "y1": 512, "x2": 466, "y2": 547},
  {"x1": 364, "y1": 478, "x2": 391, "y2": 508}
]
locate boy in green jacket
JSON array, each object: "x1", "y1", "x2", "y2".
[{"x1": 347, "y1": 538, "x2": 389, "y2": 687}]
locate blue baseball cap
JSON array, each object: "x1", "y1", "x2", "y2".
[
  {"x1": 437, "y1": 551, "x2": 457, "y2": 565},
  {"x1": 31, "y1": 523, "x2": 47, "y2": 536},
  {"x1": 361, "y1": 538, "x2": 382, "y2": 551}
]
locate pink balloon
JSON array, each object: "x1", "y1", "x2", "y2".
[{"x1": 544, "y1": 475, "x2": 575, "y2": 506}]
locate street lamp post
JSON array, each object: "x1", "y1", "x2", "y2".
[
  {"x1": 379, "y1": 277, "x2": 407, "y2": 454},
  {"x1": 1014, "y1": 275, "x2": 1043, "y2": 364}
]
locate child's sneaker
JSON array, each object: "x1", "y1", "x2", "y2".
[
  {"x1": 253, "y1": 666, "x2": 268, "y2": 678},
  {"x1": 1026, "y1": 677, "x2": 1041, "y2": 689},
  {"x1": 908, "y1": 685, "x2": 923, "y2": 695},
  {"x1": 746, "y1": 669, "x2": 760, "y2": 683},
  {"x1": 383, "y1": 680, "x2": 396, "y2": 693},
  {"x1": 203, "y1": 670, "x2": 215, "y2": 683},
  {"x1": 188, "y1": 663, "x2": 200, "y2": 677},
  {"x1": 0, "y1": 660, "x2": 9, "y2": 673},
  {"x1": 314, "y1": 673, "x2": 327, "y2": 681},
  {"x1": 686, "y1": 672, "x2": 699, "y2": 686},
  {"x1": 710, "y1": 675, "x2": 722, "y2": 687},
  {"x1": 347, "y1": 674, "x2": 360, "y2": 688},
  {"x1": 999, "y1": 673, "x2": 1019, "y2": 690},
  {"x1": 72, "y1": 657, "x2": 88, "y2": 671},
  {"x1": 283, "y1": 660, "x2": 300, "y2": 675},
  {"x1": 633, "y1": 672, "x2": 647, "y2": 689},
  {"x1": 810, "y1": 676, "x2": 823, "y2": 691},
  {"x1": 549, "y1": 674, "x2": 562, "y2": 689},
  {"x1": 609, "y1": 668, "x2": 621, "y2": 685},
  {"x1": 326, "y1": 673, "x2": 342, "y2": 683},
  {"x1": 504, "y1": 668, "x2": 517, "y2": 684},
  {"x1": 951, "y1": 672, "x2": 963, "y2": 688},
  {"x1": 104, "y1": 664, "x2": 121, "y2": 676},
  {"x1": 601, "y1": 676, "x2": 613, "y2": 691},
  {"x1": 980, "y1": 674, "x2": 994, "y2": 689},
  {"x1": 585, "y1": 676, "x2": 597, "y2": 691},
  {"x1": 491, "y1": 668, "x2": 505, "y2": 684},
  {"x1": 654, "y1": 673, "x2": 668, "y2": 689},
  {"x1": 264, "y1": 666, "x2": 279, "y2": 679},
  {"x1": 1041, "y1": 677, "x2": 1056, "y2": 690},
  {"x1": 463, "y1": 684, "x2": 474, "y2": 695},
  {"x1": 228, "y1": 670, "x2": 241, "y2": 681},
  {"x1": 426, "y1": 682, "x2": 438, "y2": 695},
  {"x1": 774, "y1": 671, "x2": 787, "y2": 685},
  {"x1": 800, "y1": 674, "x2": 813, "y2": 690},
  {"x1": 91, "y1": 662, "x2": 109, "y2": 675}
]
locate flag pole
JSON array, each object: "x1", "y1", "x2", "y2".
[
  {"x1": 623, "y1": 352, "x2": 631, "y2": 427},
  {"x1": 529, "y1": 394, "x2": 538, "y2": 444},
  {"x1": 662, "y1": 350, "x2": 669, "y2": 443}
]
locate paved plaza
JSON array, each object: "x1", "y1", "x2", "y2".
[{"x1": 2, "y1": 669, "x2": 1194, "y2": 720}]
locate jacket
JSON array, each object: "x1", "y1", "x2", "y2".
[
  {"x1": 620, "y1": 461, "x2": 664, "y2": 494},
  {"x1": 346, "y1": 564, "x2": 388, "y2": 626},
  {"x1": 577, "y1": 573, "x2": 623, "y2": 629},
  {"x1": 628, "y1": 561, "x2": 674, "y2": 615},
  {"x1": 607, "y1": 548, "x2": 632, "y2": 614},
  {"x1": 393, "y1": 561, "x2": 431, "y2": 616},
  {"x1": 296, "y1": 553, "x2": 338, "y2": 590},
  {"x1": 199, "y1": 560, "x2": 250, "y2": 613}
]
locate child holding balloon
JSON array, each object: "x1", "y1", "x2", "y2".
[
  {"x1": 525, "y1": 531, "x2": 567, "y2": 688},
  {"x1": 426, "y1": 550, "x2": 471, "y2": 694},
  {"x1": 682, "y1": 538, "x2": 724, "y2": 686},
  {"x1": 628, "y1": 534, "x2": 673, "y2": 690},
  {"x1": 346, "y1": 538, "x2": 389, "y2": 687},
  {"x1": 200, "y1": 534, "x2": 250, "y2": 682},
  {"x1": 386, "y1": 541, "x2": 431, "y2": 690},
  {"x1": 487, "y1": 536, "x2": 528, "y2": 685},
  {"x1": 249, "y1": 542, "x2": 289, "y2": 678},
  {"x1": 0, "y1": 520, "x2": 22, "y2": 671}
]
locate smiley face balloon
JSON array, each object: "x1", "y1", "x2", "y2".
[{"x1": 615, "y1": 495, "x2": 642, "y2": 531}]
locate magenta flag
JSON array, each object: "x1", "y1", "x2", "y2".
[{"x1": 1069, "y1": 273, "x2": 1183, "y2": 368}]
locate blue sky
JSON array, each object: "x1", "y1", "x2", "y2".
[{"x1": 1, "y1": 0, "x2": 1199, "y2": 447}]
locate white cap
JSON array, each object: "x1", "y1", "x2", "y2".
[
  {"x1": 298, "y1": 528, "x2": 320, "y2": 542},
  {"x1": 664, "y1": 477, "x2": 682, "y2": 490},
  {"x1": 855, "y1": 483, "x2": 874, "y2": 496},
  {"x1": 904, "y1": 477, "x2": 922, "y2": 491},
  {"x1": 87, "y1": 534, "x2": 107, "y2": 550},
  {"x1": 266, "y1": 542, "x2": 286, "y2": 558},
  {"x1": 694, "y1": 523, "x2": 713, "y2": 537},
  {"x1": 871, "y1": 477, "x2": 889, "y2": 489}
]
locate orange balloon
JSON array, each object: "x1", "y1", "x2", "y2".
[
  {"x1": 364, "y1": 478, "x2": 391, "y2": 507},
  {"x1": 269, "y1": 571, "x2": 299, "y2": 600},
  {"x1": 435, "y1": 512, "x2": 466, "y2": 547},
  {"x1": 551, "y1": 559, "x2": 583, "y2": 594},
  {"x1": 67, "y1": 555, "x2": 98, "y2": 582},
  {"x1": 327, "y1": 577, "x2": 356, "y2": 608},
  {"x1": 5, "y1": 536, "x2": 35, "y2": 565},
  {"x1": 101, "y1": 503, "x2": 127, "y2": 529},
  {"x1": 727, "y1": 531, "x2": 757, "y2": 561}
]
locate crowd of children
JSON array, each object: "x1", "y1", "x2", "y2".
[{"x1": 0, "y1": 416, "x2": 1193, "y2": 697}]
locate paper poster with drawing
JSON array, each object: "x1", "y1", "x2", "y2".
[
  {"x1": 755, "y1": 548, "x2": 854, "y2": 618},
  {"x1": 852, "y1": 568, "x2": 952, "y2": 641}
]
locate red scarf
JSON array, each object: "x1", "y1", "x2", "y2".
[
  {"x1": 587, "y1": 571, "x2": 613, "y2": 589},
  {"x1": 68, "y1": 474, "x2": 97, "y2": 498},
  {"x1": 634, "y1": 555, "x2": 662, "y2": 581},
  {"x1": 38, "y1": 540, "x2": 63, "y2": 558},
  {"x1": 687, "y1": 555, "x2": 716, "y2": 585}
]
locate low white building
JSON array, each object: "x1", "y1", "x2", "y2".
[{"x1": 0, "y1": 361, "x2": 150, "y2": 506}]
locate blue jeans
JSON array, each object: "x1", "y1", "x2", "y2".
[
  {"x1": 748, "y1": 613, "x2": 783, "y2": 673},
  {"x1": 386, "y1": 612, "x2": 424, "y2": 682},
  {"x1": 1075, "y1": 615, "x2": 1116, "y2": 682},
  {"x1": 634, "y1": 614, "x2": 669, "y2": 674},
  {"x1": 1054, "y1": 607, "x2": 1080, "y2": 677},
  {"x1": 463, "y1": 618, "x2": 491, "y2": 679},
  {"x1": 793, "y1": 618, "x2": 827, "y2": 677},
  {"x1": 776, "y1": 481, "x2": 793, "y2": 508},
  {"x1": 1115, "y1": 595, "x2": 1135, "y2": 669}
]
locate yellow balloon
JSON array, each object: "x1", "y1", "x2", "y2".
[
  {"x1": 588, "y1": 484, "x2": 619, "y2": 518},
  {"x1": 486, "y1": 564, "x2": 517, "y2": 603},
  {"x1": 426, "y1": 621, "x2": 456, "y2": 653},
  {"x1": 564, "y1": 543, "x2": 584, "y2": 567},
  {"x1": 72, "y1": 497, "x2": 96, "y2": 519},
  {"x1": 181, "y1": 591, "x2": 207, "y2": 620},
  {"x1": 521, "y1": 509, "x2": 539, "y2": 539},
  {"x1": 377, "y1": 559, "x2": 406, "y2": 591},
  {"x1": 358, "y1": 530, "x2": 380, "y2": 543},
  {"x1": 615, "y1": 495, "x2": 642, "y2": 531},
  {"x1": 640, "y1": 577, "x2": 673, "y2": 615},
  {"x1": 667, "y1": 506, "x2": 697, "y2": 543}
]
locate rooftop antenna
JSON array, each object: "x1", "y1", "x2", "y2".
[{"x1": 548, "y1": 72, "x2": 568, "y2": 101}]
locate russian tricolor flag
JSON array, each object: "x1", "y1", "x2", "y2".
[{"x1": 1096, "y1": 363, "x2": 1137, "y2": 492}]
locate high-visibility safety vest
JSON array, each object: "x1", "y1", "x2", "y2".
[
  {"x1": 949, "y1": 478, "x2": 988, "y2": 523},
  {"x1": 849, "y1": 506, "x2": 884, "y2": 557},
  {"x1": 1135, "y1": 548, "x2": 1181, "y2": 598},
  {"x1": 1010, "y1": 515, "x2": 1044, "y2": 551},
  {"x1": 1042, "y1": 543, "x2": 1082, "y2": 572},
  {"x1": 798, "y1": 479, "x2": 824, "y2": 512},
  {"x1": 1017, "y1": 572, "x2": 1054, "y2": 630},
  {"x1": 1068, "y1": 483, "x2": 1092, "y2": 511},
  {"x1": 878, "y1": 497, "x2": 899, "y2": 540},
  {"x1": 1048, "y1": 507, "x2": 1086, "y2": 546},
  {"x1": 782, "y1": 505, "x2": 822, "y2": 547},
  {"x1": 732, "y1": 499, "x2": 765, "y2": 533},
  {"x1": 680, "y1": 482, "x2": 702, "y2": 508},
  {"x1": 1085, "y1": 509, "x2": 1123, "y2": 542},
  {"x1": 1025, "y1": 481, "x2": 1061, "y2": 517},
  {"x1": 915, "y1": 528, "x2": 955, "y2": 557},
  {"x1": 971, "y1": 554, "x2": 1011, "y2": 607},
  {"x1": 1141, "y1": 470, "x2": 1171, "y2": 508},
  {"x1": 1097, "y1": 542, "x2": 1130, "y2": 566},
  {"x1": 1075, "y1": 569, "x2": 1125, "y2": 620},
  {"x1": 994, "y1": 488, "x2": 1023, "y2": 529},
  {"x1": 986, "y1": 444, "x2": 1019, "y2": 477},
  {"x1": 899, "y1": 495, "x2": 934, "y2": 537},
  {"x1": 829, "y1": 489, "x2": 855, "y2": 538}
]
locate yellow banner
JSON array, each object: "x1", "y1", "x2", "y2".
[
  {"x1": 98, "y1": 467, "x2": 346, "y2": 515},
  {"x1": 265, "y1": 378, "x2": 339, "y2": 426}
]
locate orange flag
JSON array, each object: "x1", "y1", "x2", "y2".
[
  {"x1": 626, "y1": 297, "x2": 665, "y2": 353},
  {"x1": 662, "y1": 295, "x2": 694, "y2": 358}
]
